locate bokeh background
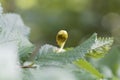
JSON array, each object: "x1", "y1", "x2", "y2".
[
  {"x1": 1, "y1": 0, "x2": 120, "y2": 47},
  {"x1": 1, "y1": 0, "x2": 120, "y2": 79}
]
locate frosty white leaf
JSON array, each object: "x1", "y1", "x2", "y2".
[
  {"x1": 91, "y1": 37, "x2": 113, "y2": 50},
  {"x1": 3, "y1": 14, "x2": 30, "y2": 37},
  {"x1": 87, "y1": 37, "x2": 114, "y2": 58},
  {"x1": 36, "y1": 44, "x2": 64, "y2": 66},
  {"x1": 0, "y1": 42, "x2": 21, "y2": 80},
  {"x1": 39, "y1": 44, "x2": 58, "y2": 55},
  {"x1": 23, "y1": 67, "x2": 77, "y2": 80},
  {"x1": 0, "y1": 13, "x2": 30, "y2": 41},
  {"x1": 0, "y1": 13, "x2": 34, "y2": 62}
]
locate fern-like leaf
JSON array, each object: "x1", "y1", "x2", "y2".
[
  {"x1": 36, "y1": 33, "x2": 97, "y2": 64},
  {"x1": 35, "y1": 33, "x2": 114, "y2": 79},
  {"x1": 86, "y1": 37, "x2": 114, "y2": 58},
  {"x1": 37, "y1": 33, "x2": 114, "y2": 64}
]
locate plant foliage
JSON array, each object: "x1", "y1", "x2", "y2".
[{"x1": 0, "y1": 5, "x2": 115, "y2": 80}]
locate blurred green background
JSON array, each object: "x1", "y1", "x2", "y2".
[
  {"x1": 1, "y1": 0, "x2": 120, "y2": 47},
  {"x1": 1, "y1": 0, "x2": 120, "y2": 79}
]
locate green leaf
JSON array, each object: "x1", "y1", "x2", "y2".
[
  {"x1": 36, "y1": 33, "x2": 97, "y2": 64},
  {"x1": 36, "y1": 33, "x2": 114, "y2": 64},
  {"x1": 35, "y1": 33, "x2": 114, "y2": 79},
  {"x1": 73, "y1": 59, "x2": 104, "y2": 79},
  {"x1": 86, "y1": 37, "x2": 114, "y2": 58},
  {"x1": 36, "y1": 33, "x2": 114, "y2": 63}
]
